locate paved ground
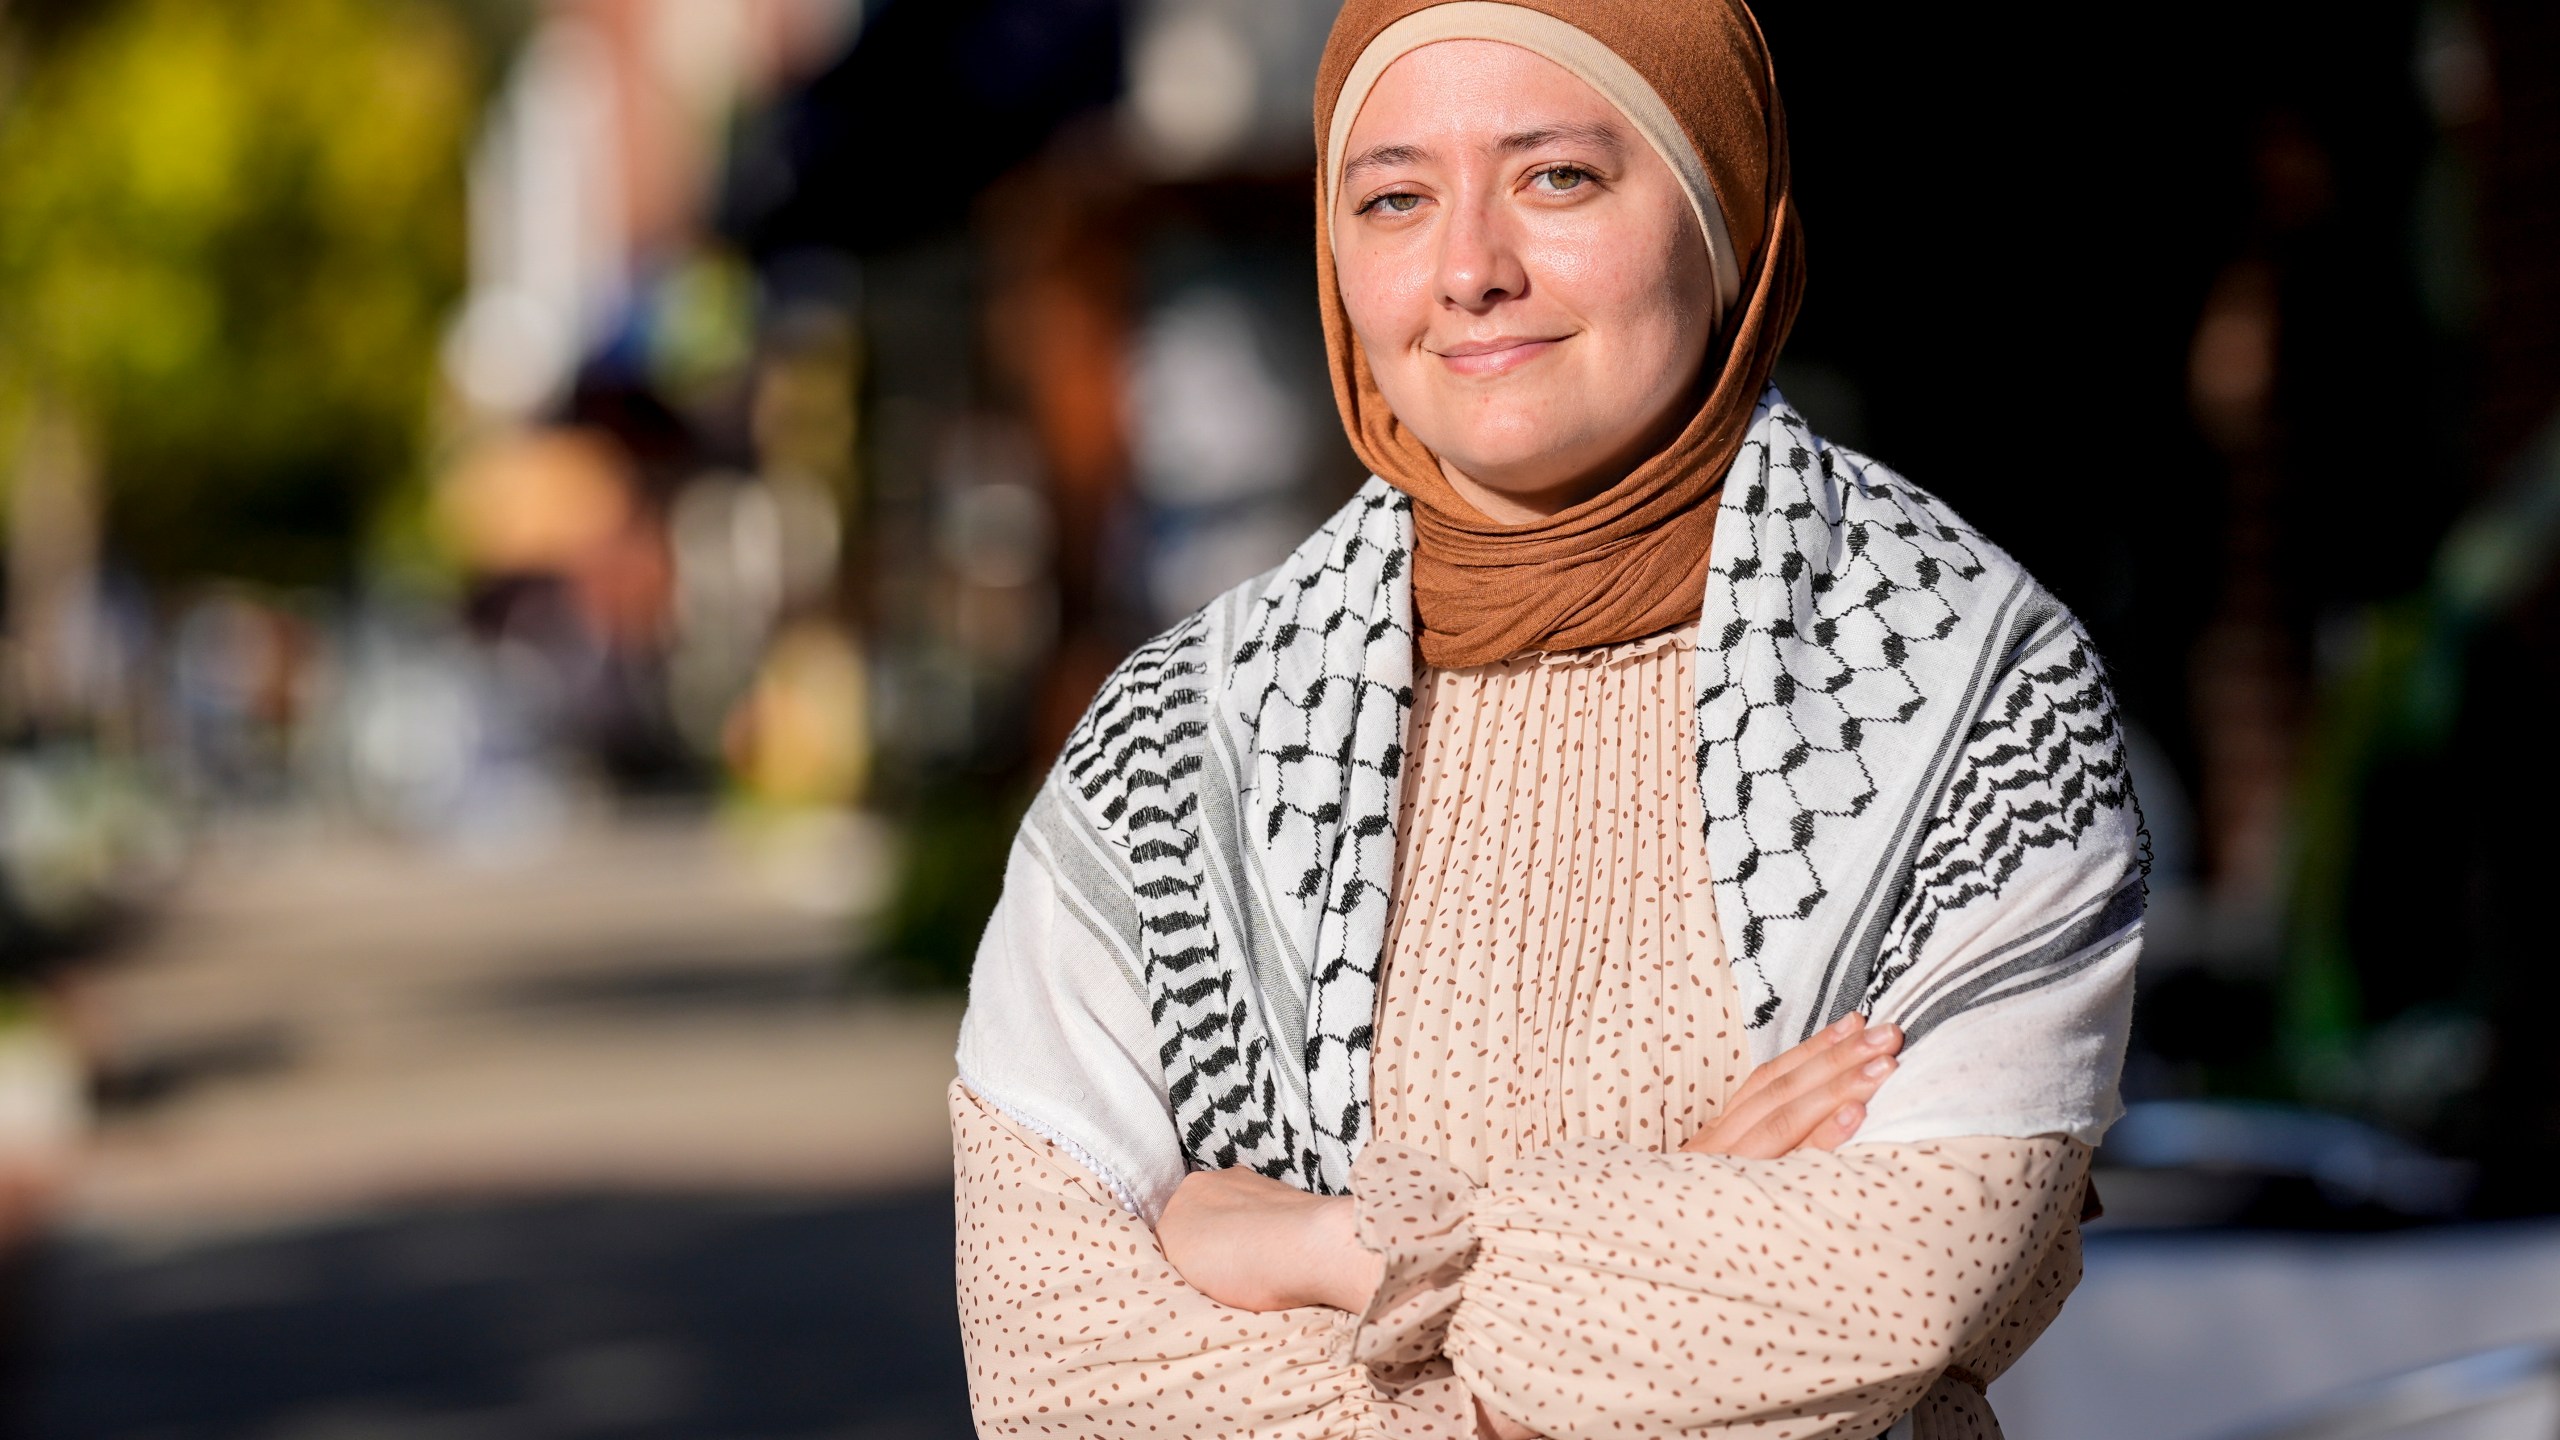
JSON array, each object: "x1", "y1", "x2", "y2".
[
  {"x1": 24, "y1": 810, "x2": 973, "y2": 1439},
  {"x1": 39, "y1": 810, "x2": 2560, "y2": 1440},
  {"x1": 29, "y1": 1191, "x2": 972, "y2": 1440}
]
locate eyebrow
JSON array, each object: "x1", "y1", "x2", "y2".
[
  {"x1": 1340, "y1": 142, "x2": 1428, "y2": 187},
  {"x1": 1495, "y1": 120, "x2": 1627, "y2": 157},
  {"x1": 1338, "y1": 120, "x2": 1629, "y2": 189}
]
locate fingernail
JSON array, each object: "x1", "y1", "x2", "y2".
[
  {"x1": 1835, "y1": 1104, "x2": 1863, "y2": 1128},
  {"x1": 1863, "y1": 1055, "x2": 1896, "y2": 1078},
  {"x1": 1829, "y1": 1014, "x2": 1863, "y2": 1039},
  {"x1": 1863, "y1": 1025, "x2": 1898, "y2": 1049}
]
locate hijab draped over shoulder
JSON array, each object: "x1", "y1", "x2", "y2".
[{"x1": 1314, "y1": 0, "x2": 1807, "y2": 667}]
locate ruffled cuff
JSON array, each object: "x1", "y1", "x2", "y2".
[
  {"x1": 1347, "y1": 1141, "x2": 1480, "y2": 1395},
  {"x1": 1374, "y1": 1367, "x2": 1483, "y2": 1437}
]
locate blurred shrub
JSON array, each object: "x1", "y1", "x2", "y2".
[
  {"x1": 0, "y1": 0, "x2": 473, "y2": 582},
  {"x1": 869, "y1": 782, "x2": 1025, "y2": 992}
]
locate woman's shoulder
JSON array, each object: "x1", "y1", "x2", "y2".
[
  {"x1": 1734, "y1": 394, "x2": 2082, "y2": 660},
  {"x1": 1053, "y1": 478, "x2": 1414, "y2": 836},
  {"x1": 1090, "y1": 478, "x2": 1413, "y2": 703},
  {"x1": 1752, "y1": 400, "x2": 2038, "y2": 585}
]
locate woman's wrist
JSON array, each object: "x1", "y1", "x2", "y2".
[
  {"x1": 1157, "y1": 1169, "x2": 1385, "y2": 1313},
  {"x1": 1298, "y1": 1193, "x2": 1386, "y2": 1312}
]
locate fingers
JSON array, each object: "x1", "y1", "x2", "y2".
[
  {"x1": 1744, "y1": 1047, "x2": 1894, "y2": 1155},
  {"x1": 1724, "y1": 1012, "x2": 1870, "y2": 1112},
  {"x1": 1797, "y1": 1098, "x2": 1868, "y2": 1152},
  {"x1": 1728, "y1": 1019, "x2": 1898, "y2": 1135},
  {"x1": 1695, "y1": 1021, "x2": 1902, "y2": 1158}
]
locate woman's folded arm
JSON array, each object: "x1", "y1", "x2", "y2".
[
  {"x1": 952, "y1": 1080, "x2": 1480, "y2": 1439},
  {"x1": 1351, "y1": 1136, "x2": 2089, "y2": 1440}
]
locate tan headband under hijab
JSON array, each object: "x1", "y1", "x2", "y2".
[
  {"x1": 1312, "y1": 0, "x2": 1805, "y2": 668},
  {"x1": 1323, "y1": 3, "x2": 1742, "y2": 325}
]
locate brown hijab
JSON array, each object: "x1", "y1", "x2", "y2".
[{"x1": 1313, "y1": 0, "x2": 1805, "y2": 668}]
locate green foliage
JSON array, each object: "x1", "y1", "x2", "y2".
[
  {"x1": 0, "y1": 0, "x2": 474, "y2": 582},
  {"x1": 871, "y1": 781, "x2": 1028, "y2": 992},
  {"x1": 2281, "y1": 413, "x2": 2560, "y2": 1113}
]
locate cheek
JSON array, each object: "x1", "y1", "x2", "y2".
[
  {"x1": 1514, "y1": 216, "x2": 1609, "y2": 295},
  {"x1": 1336, "y1": 238, "x2": 1432, "y2": 357},
  {"x1": 1520, "y1": 222, "x2": 1656, "y2": 329},
  {"x1": 1522, "y1": 209, "x2": 1705, "y2": 372}
]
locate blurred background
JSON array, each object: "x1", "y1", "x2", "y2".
[{"x1": 0, "y1": 0, "x2": 2555, "y2": 1436}]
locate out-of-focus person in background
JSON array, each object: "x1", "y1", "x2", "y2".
[{"x1": 950, "y1": 3, "x2": 2140, "y2": 1435}]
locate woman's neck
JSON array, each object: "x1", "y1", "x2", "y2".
[{"x1": 1436, "y1": 458, "x2": 1602, "y2": 523}]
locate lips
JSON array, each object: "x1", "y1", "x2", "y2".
[{"x1": 1432, "y1": 335, "x2": 1563, "y2": 378}]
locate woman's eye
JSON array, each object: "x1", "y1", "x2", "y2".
[
  {"x1": 1362, "y1": 191, "x2": 1423, "y2": 216},
  {"x1": 1533, "y1": 166, "x2": 1592, "y2": 193}
]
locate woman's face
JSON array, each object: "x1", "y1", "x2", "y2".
[{"x1": 1333, "y1": 40, "x2": 1716, "y2": 523}]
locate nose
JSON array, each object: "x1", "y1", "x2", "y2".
[{"x1": 1434, "y1": 191, "x2": 1527, "y2": 313}]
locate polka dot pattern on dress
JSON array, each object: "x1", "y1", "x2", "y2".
[
  {"x1": 953, "y1": 1084, "x2": 1478, "y2": 1437},
  {"x1": 953, "y1": 630, "x2": 2092, "y2": 1439},
  {"x1": 1356, "y1": 633, "x2": 2088, "y2": 1439}
]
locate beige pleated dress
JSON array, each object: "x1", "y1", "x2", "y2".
[{"x1": 952, "y1": 629, "x2": 2090, "y2": 1438}]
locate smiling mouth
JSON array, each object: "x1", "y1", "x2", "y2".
[{"x1": 1432, "y1": 336, "x2": 1564, "y2": 377}]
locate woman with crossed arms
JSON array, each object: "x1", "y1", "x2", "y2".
[{"x1": 951, "y1": 1, "x2": 2142, "y2": 1434}]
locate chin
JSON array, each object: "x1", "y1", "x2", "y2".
[{"x1": 1435, "y1": 420, "x2": 1600, "y2": 495}]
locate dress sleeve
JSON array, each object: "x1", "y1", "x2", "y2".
[
  {"x1": 1348, "y1": 1136, "x2": 2089, "y2": 1440},
  {"x1": 952, "y1": 1080, "x2": 1478, "y2": 1439}
]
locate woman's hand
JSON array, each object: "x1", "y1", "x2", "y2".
[
  {"x1": 1156, "y1": 1019, "x2": 1895, "y2": 1335},
  {"x1": 1157, "y1": 1167, "x2": 1385, "y2": 1313},
  {"x1": 1683, "y1": 1012, "x2": 1902, "y2": 1157},
  {"x1": 1461, "y1": 1019, "x2": 1902, "y2": 1440}
]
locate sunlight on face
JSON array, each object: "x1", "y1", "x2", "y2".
[{"x1": 1333, "y1": 40, "x2": 1715, "y2": 522}]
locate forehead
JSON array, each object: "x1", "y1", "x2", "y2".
[{"x1": 1343, "y1": 39, "x2": 1620, "y2": 151}]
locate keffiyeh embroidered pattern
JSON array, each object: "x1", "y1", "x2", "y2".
[
  {"x1": 1228, "y1": 488, "x2": 1417, "y2": 1187},
  {"x1": 978, "y1": 389, "x2": 2144, "y2": 1204}
]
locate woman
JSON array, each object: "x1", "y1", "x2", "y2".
[{"x1": 951, "y1": 1, "x2": 2141, "y2": 1435}]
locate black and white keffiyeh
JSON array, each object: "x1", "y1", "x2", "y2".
[{"x1": 956, "y1": 388, "x2": 2143, "y2": 1214}]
